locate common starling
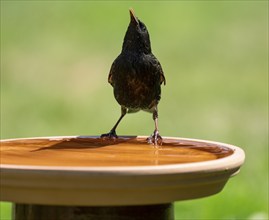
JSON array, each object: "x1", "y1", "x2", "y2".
[{"x1": 101, "y1": 9, "x2": 166, "y2": 145}]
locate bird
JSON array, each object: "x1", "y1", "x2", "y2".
[{"x1": 101, "y1": 8, "x2": 166, "y2": 145}]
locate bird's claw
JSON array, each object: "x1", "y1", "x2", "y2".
[
  {"x1": 100, "y1": 130, "x2": 118, "y2": 140},
  {"x1": 147, "y1": 130, "x2": 162, "y2": 147}
]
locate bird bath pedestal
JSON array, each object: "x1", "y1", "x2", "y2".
[{"x1": 0, "y1": 136, "x2": 245, "y2": 220}]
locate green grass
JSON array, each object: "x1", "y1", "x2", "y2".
[
  {"x1": 0, "y1": 203, "x2": 11, "y2": 220},
  {"x1": 1, "y1": 1, "x2": 268, "y2": 219}
]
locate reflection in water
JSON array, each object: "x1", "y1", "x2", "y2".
[{"x1": 30, "y1": 136, "x2": 233, "y2": 159}]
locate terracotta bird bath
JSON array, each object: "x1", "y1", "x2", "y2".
[{"x1": 0, "y1": 136, "x2": 245, "y2": 220}]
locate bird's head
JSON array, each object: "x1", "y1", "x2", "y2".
[{"x1": 122, "y1": 9, "x2": 151, "y2": 54}]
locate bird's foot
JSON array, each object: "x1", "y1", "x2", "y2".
[
  {"x1": 100, "y1": 130, "x2": 118, "y2": 140},
  {"x1": 147, "y1": 130, "x2": 163, "y2": 147}
]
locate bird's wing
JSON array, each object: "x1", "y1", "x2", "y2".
[
  {"x1": 152, "y1": 55, "x2": 166, "y2": 85},
  {"x1": 159, "y1": 66, "x2": 166, "y2": 85},
  {"x1": 108, "y1": 54, "x2": 123, "y2": 86},
  {"x1": 108, "y1": 61, "x2": 116, "y2": 86}
]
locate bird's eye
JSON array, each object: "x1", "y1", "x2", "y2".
[{"x1": 139, "y1": 22, "x2": 146, "y2": 31}]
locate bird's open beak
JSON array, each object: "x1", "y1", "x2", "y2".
[{"x1": 129, "y1": 8, "x2": 139, "y2": 25}]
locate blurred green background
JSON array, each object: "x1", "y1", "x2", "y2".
[{"x1": 1, "y1": 1, "x2": 268, "y2": 219}]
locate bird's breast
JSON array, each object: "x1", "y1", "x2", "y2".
[{"x1": 113, "y1": 68, "x2": 161, "y2": 110}]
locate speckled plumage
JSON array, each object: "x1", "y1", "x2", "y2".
[{"x1": 109, "y1": 52, "x2": 165, "y2": 112}]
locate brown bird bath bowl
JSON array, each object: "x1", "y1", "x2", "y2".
[{"x1": 0, "y1": 136, "x2": 245, "y2": 220}]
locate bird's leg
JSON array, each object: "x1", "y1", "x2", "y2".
[
  {"x1": 147, "y1": 107, "x2": 163, "y2": 146},
  {"x1": 101, "y1": 107, "x2": 127, "y2": 139}
]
